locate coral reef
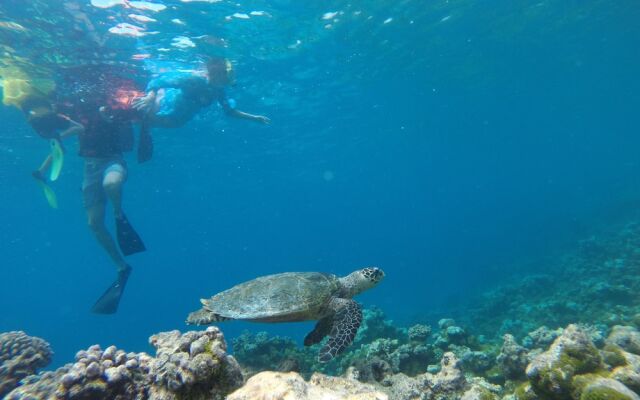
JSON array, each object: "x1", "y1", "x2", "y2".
[
  {"x1": 378, "y1": 352, "x2": 500, "y2": 400},
  {"x1": 5, "y1": 327, "x2": 242, "y2": 400},
  {"x1": 232, "y1": 331, "x2": 311, "y2": 376},
  {"x1": 512, "y1": 324, "x2": 640, "y2": 400},
  {"x1": 427, "y1": 352, "x2": 466, "y2": 393},
  {"x1": 226, "y1": 371, "x2": 388, "y2": 400},
  {"x1": 0, "y1": 331, "x2": 53, "y2": 398},
  {"x1": 608, "y1": 326, "x2": 640, "y2": 355},
  {"x1": 456, "y1": 346, "x2": 494, "y2": 375},
  {"x1": 522, "y1": 326, "x2": 562, "y2": 349},
  {"x1": 229, "y1": 307, "x2": 439, "y2": 379},
  {"x1": 147, "y1": 327, "x2": 243, "y2": 399},
  {"x1": 9, "y1": 218, "x2": 640, "y2": 399},
  {"x1": 525, "y1": 324, "x2": 602, "y2": 399},
  {"x1": 230, "y1": 311, "x2": 496, "y2": 383},
  {"x1": 574, "y1": 376, "x2": 640, "y2": 400},
  {"x1": 357, "y1": 308, "x2": 406, "y2": 345},
  {"x1": 6, "y1": 343, "x2": 149, "y2": 400},
  {"x1": 496, "y1": 334, "x2": 529, "y2": 380},
  {"x1": 351, "y1": 337, "x2": 437, "y2": 378},
  {"x1": 608, "y1": 348, "x2": 640, "y2": 393},
  {"x1": 461, "y1": 220, "x2": 640, "y2": 341},
  {"x1": 9, "y1": 313, "x2": 640, "y2": 400},
  {"x1": 408, "y1": 325, "x2": 431, "y2": 343}
]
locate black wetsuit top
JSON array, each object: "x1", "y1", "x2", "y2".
[{"x1": 78, "y1": 114, "x2": 134, "y2": 158}]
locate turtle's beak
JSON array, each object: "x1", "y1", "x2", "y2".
[{"x1": 374, "y1": 268, "x2": 385, "y2": 281}]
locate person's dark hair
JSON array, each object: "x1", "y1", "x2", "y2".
[
  {"x1": 20, "y1": 95, "x2": 53, "y2": 115},
  {"x1": 205, "y1": 57, "x2": 234, "y2": 86},
  {"x1": 20, "y1": 95, "x2": 68, "y2": 139}
]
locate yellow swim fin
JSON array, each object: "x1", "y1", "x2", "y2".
[
  {"x1": 48, "y1": 138, "x2": 64, "y2": 182},
  {"x1": 35, "y1": 178, "x2": 58, "y2": 209}
]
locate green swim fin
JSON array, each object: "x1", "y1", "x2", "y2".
[
  {"x1": 33, "y1": 172, "x2": 58, "y2": 209},
  {"x1": 49, "y1": 138, "x2": 64, "y2": 182},
  {"x1": 91, "y1": 266, "x2": 132, "y2": 314}
]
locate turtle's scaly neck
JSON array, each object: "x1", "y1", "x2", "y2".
[{"x1": 338, "y1": 272, "x2": 364, "y2": 298}]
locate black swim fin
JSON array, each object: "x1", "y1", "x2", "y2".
[
  {"x1": 115, "y1": 213, "x2": 146, "y2": 256},
  {"x1": 91, "y1": 266, "x2": 132, "y2": 314}
]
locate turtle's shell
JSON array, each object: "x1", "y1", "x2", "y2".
[{"x1": 201, "y1": 272, "x2": 341, "y2": 322}]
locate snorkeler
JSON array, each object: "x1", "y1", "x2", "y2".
[
  {"x1": 7, "y1": 89, "x2": 84, "y2": 208},
  {"x1": 78, "y1": 105, "x2": 146, "y2": 314},
  {"x1": 25, "y1": 63, "x2": 147, "y2": 313},
  {"x1": 29, "y1": 96, "x2": 145, "y2": 314},
  {"x1": 132, "y1": 57, "x2": 270, "y2": 162},
  {"x1": 28, "y1": 101, "x2": 84, "y2": 208}
]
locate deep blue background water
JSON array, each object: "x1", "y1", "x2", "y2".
[{"x1": 1, "y1": 0, "x2": 640, "y2": 368}]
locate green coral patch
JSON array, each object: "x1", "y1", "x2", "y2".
[
  {"x1": 476, "y1": 386, "x2": 499, "y2": 400},
  {"x1": 573, "y1": 373, "x2": 614, "y2": 398},
  {"x1": 601, "y1": 345, "x2": 628, "y2": 368},
  {"x1": 514, "y1": 382, "x2": 538, "y2": 400},
  {"x1": 562, "y1": 345, "x2": 602, "y2": 374},
  {"x1": 529, "y1": 364, "x2": 573, "y2": 399},
  {"x1": 581, "y1": 386, "x2": 635, "y2": 400}
]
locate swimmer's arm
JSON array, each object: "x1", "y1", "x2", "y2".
[
  {"x1": 219, "y1": 98, "x2": 270, "y2": 124},
  {"x1": 227, "y1": 108, "x2": 271, "y2": 124},
  {"x1": 132, "y1": 90, "x2": 156, "y2": 114},
  {"x1": 59, "y1": 118, "x2": 84, "y2": 138}
]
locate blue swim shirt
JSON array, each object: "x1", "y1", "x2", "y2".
[{"x1": 146, "y1": 71, "x2": 223, "y2": 128}]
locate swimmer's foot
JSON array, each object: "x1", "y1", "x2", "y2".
[
  {"x1": 32, "y1": 171, "x2": 58, "y2": 209},
  {"x1": 91, "y1": 265, "x2": 132, "y2": 314},
  {"x1": 115, "y1": 213, "x2": 146, "y2": 256}
]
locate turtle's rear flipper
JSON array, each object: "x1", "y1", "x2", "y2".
[
  {"x1": 91, "y1": 266, "x2": 132, "y2": 314},
  {"x1": 318, "y1": 299, "x2": 362, "y2": 363},
  {"x1": 304, "y1": 316, "x2": 333, "y2": 346}
]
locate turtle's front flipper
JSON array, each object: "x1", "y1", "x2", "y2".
[
  {"x1": 318, "y1": 298, "x2": 362, "y2": 363},
  {"x1": 304, "y1": 316, "x2": 333, "y2": 346}
]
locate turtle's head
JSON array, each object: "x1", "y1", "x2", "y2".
[{"x1": 341, "y1": 267, "x2": 385, "y2": 296}]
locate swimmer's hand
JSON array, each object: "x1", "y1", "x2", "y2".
[
  {"x1": 132, "y1": 91, "x2": 156, "y2": 114},
  {"x1": 254, "y1": 115, "x2": 271, "y2": 125}
]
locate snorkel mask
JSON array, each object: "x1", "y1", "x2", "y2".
[{"x1": 225, "y1": 59, "x2": 236, "y2": 86}]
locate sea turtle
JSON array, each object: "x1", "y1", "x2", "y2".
[{"x1": 186, "y1": 267, "x2": 385, "y2": 362}]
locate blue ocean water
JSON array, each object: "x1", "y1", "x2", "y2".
[{"x1": 1, "y1": 0, "x2": 639, "y2": 370}]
